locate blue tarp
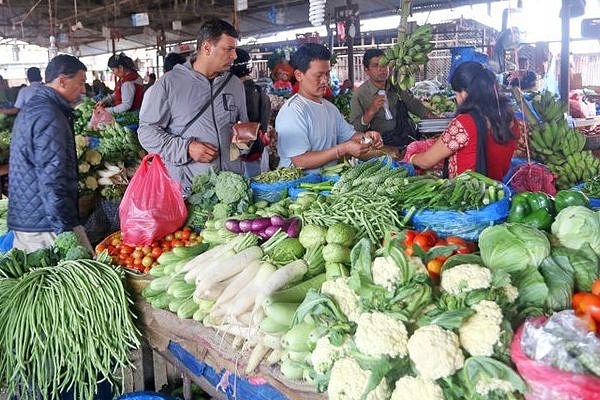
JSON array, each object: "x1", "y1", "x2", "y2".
[{"x1": 167, "y1": 341, "x2": 288, "y2": 400}]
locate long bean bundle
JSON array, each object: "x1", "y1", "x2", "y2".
[{"x1": 0, "y1": 259, "x2": 140, "y2": 400}]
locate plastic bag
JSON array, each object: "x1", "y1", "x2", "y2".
[
  {"x1": 511, "y1": 313, "x2": 600, "y2": 400},
  {"x1": 409, "y1": 185, "x2": 511, "y2": 242},
  {"x1": 250, "y1": 174, "x2": 321, "y2": 203},
  {"x1": 89, "y1": 107, "x2": 115, "y2": 130},
  {"x1": 119, "y1": 154, "x2": 187, "y2": 246}
]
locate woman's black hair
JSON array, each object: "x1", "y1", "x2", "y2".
[
  {"x1": 107, "y1": 52, "x2": 138, "y2": 71},
  {"x1": 45, "y1": 54, "x2": 87, "y2": 83},
  {"x1": 290, "y1": 43, "x2": 331, "y2": 73},
  {"x1": 451, "y1": 61, "x2": 515, "y2": 145}
]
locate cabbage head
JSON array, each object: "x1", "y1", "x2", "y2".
[
  {"x1": 479, "y1": 223, "x2": 551, "y2": 273},
  {"x1": 551, "y1": 206, "x2": 600, "y2": 256}
]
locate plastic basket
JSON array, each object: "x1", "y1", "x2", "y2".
[
  {"x1": 250, "y1": 173, "x2": 320, "y2": 203},
  {"x1": 573, "y1": 183, "x2": 600, "y2": 209},
  {"x1": 116, "y1": 392, "x2": 178, "y2": 400}
]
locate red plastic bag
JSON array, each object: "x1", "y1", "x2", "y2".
[
  {"x1": 89, "y1": 107, "x2": 115, "y2": 130},
  {"x1": 511, "y1": 316, "x2": 600, "y2": 400},
  {"x1": 507, "y1": 162, "x2": 556, "y2": 195},
  {"x1": 118, "y1": 153, "x2": 187, "y2": 246}
]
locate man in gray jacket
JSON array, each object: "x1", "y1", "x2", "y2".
[{"x1": 138, "y1": 19, "x2": 248, "y2": 196}]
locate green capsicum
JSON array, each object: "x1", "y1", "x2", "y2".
[
  {"x1": 554, "y1": 189, "x2": 590, "y2": 212},
  {"x1": 507, "y1": 191, "x2": 554, "y2": 230}
]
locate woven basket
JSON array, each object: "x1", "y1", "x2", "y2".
[{"x1": 124, "y1": 271, "x2": 153, "y2": 297}]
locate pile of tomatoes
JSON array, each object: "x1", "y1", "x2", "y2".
[
  {"x1": 572, "y1": 279, "x2": 600, "y2": 335},
  {"x1": 401, "y1": 229, "x2": 477, "y2": 279},
  {"x1": 96, "y1": 226, "x2": 202, "y2": 273}
]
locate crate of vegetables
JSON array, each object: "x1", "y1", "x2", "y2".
[{"x1": 250, "y1": 167, "x2": 320, "y2": 203}]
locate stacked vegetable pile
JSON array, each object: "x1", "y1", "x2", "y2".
[{"x1": 0, "y1": 233, "x2": 140, "y2": 400}]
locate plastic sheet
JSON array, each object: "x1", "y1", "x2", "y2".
[
  {"x1": 511, "y1": 313, "x2": 600, "y2": 400},
  {"x1": 250, "y1": 173, "x2": 320, "y2": 203},
  {"x1": 409, "y1": 185, "x2": 511, "y2": 242},
  {"x1": 573, "y1": 183, "x2": 600, "y2": 209}
]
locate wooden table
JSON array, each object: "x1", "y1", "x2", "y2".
[{"x1": 133, "y1": 298, "x2": 326, "y2": 400}]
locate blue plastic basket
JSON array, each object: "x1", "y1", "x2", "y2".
[
  {"x1": 573, "y1": 183, "x2": 600, "y2": 209},
  {"x1": 116, "y1": 392, "x2": 178, "y2": 400},
  {"x1": 250, "y1": 173, "x2": 321, "y2": 203}
]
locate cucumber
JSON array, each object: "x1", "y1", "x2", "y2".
[
  {"x1": 150, "y1": 294, "x2": 173, "y2": 310},
  {"x1": 265, "y1": 273, "x2": 326, "y2": 305},
  {"x1": 263, "y1": 302, "x2": 299, "y2": 327},
  {"x1": 259, "y1": 316, "x2": 289, "y2": 334},
  {"x1": 148, "y1": 275, "x2": 172, "y2": 292},
  {"x1": 172, "y1": 242, "x2": 209, "y2": 259},
  {"x1": 177, "y1": 298, "x2": 199, "y2": 319},
  {"x1": 157, "y1": 250, "x2": 181, "y2": 265}
]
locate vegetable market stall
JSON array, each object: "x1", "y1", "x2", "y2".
[{"x1": 131, "y1": 296, "x2": 326, "y2": 400}]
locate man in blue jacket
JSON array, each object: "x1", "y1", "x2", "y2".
[{"x1": 8, "y1": 54, "x2": 93, "y2": 252}]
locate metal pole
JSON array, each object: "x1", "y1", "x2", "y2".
[{"x1": 559, "y1": 0, "x2": 570, "y2": 104}]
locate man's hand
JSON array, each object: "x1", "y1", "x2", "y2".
[
  {"x1": 188, "y1": 140, "x2": 219, "y2": 163},
  {"x1": 364, "y1": 130, "x2": 384, "y2": 149}
]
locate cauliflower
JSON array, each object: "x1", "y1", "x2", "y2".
[
  {"x1": 440, "y1": 264, "x2": 491, "y2": 295},
  {"x1": 84, "y1": 176, "x2": 98, "y2": 190},
  {"x1": 371, "y1": 256, "x2": 401, "y2": 291},
  {"x1": 407, "y1": 325, "x2": 464, "y2": 380},
  {"x1": 408, "y1": 256, "x2": 428, "y2": 276},
  {"x1": 475, "y1": 377, "x2": 516, "y2": 396},
  {"x1": 310, "y1": 335, "x2": 350, "y2": 375},
  {"x1": 328, "y1": 357, "x2": 389, "y2": 400},
  {"x1": 74, "y1": 135, "x2": 88, "y2": 158},
  {"x1": 391, "y1": 375, "x2": 444, "y2": 400},
  {"x1": 321, "y1": 277, "x2": 361, "y2": 322},
  {"x1": 501, "y1": 283, "x2": 519, "y2": 304},
  {"x1": 458, "y1": 300, "x2": 503, "y2": 357},
  {"x1": 84, "y1": 149, "x2": 102, "y2": 165},
  {"x1": 78, "y1": 162, "x2": 90, "y2": 174},
  {"x1": 354, "y1": 312, "x2": 408, "y2": 358}
]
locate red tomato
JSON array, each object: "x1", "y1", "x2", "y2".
[
  {"x1": 403, "y1": 230, "x2": 416, "y2": 246},
  {"x1": 151, "y1": 246, "x2": 163, "y2": 259},
  {"x1": 96, "y1": 243, "x2": 106, "y2": 253},
  {"x1": 420, "y1": 230, "x2": 439, "y2": 246},
  {"x1": 445, "y1": 236, "x2": 468, "y2": 248},
  {"x1": 120, "y1": 245, "x2": 133, "y2": 255},
  {"x1": 171, "y1": 239, "x2": 184, "y2": 248},
  {"x1": 572, "y1": 292, "x2": 588, "y2": 313},
  {"x1": 455, "y1": 246, "x2": 472, "y2": 254},
  {"x1": 426, "y1": 258, "x2": 444, "y2": 280},
  {"x1": 181, "y1": 229, "x2": 191, "y2": 241},
  {"x1": 580, "y1": 293, "x2": 600, "y2": 321},
  {"x1": 163, "y1": 233, "x2": 174, "y2": 242},
  {"x1": 174, "y1": 230, "x2": 183, "y2": 240},
  {"x1": 141, "y1": 255, "x2": 154, "y2": 268},
  {"x1": 413, "y1": 234, "x2": 432, "y2": 251},
  {"x1": 404, "y1": 246, "x2": 414, "y2": 257},
  {"x1": 592, "y1": 279, "x2": 600, "y2": 297}
]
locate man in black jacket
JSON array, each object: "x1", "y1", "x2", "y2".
[{"x1": 8, "y1": 54, "x2": 93, "y2": 252}]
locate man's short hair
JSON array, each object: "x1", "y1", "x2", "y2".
[
  {"x1": 26, "y1": 67, "x2": 42, "y2": 82},
  {"x1": 363, "y1": 49, "x2": 384, "y2": 69},
  {"x1": 196, "y1": 19, "x2": 238, "y2": 49},
  {"x1": 290, "y1": 43, "x2": 331, "y2": 73},
  {"x1": 45, "y1": 55, "x2": 87, "y2": 83}
]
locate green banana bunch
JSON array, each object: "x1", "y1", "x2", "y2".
[
  {"x1": 383, "y1": 24, "x2": 434, "y2": 91},
  {"x1": 548, "y1": 150, "x2": 600, "y2": 189},
  {"x1": 531, "y1": 91, "x2": 566, "y2": 122}
]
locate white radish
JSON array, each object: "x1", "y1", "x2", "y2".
[
  {"x1": 266, "y1": 348, "x2": 284, "y2": 366},
  {"x1": 223, "y1": 261, "x2": 277, "y2": 319},
  {"x1": 245, "y1": 343, "x2": 270, "y2": 374},
  {"x1": 181, "y1": 235, "x2": 245, "y2": 274},
  {"x1": 194, "y1": 246, "x2": 264, "y2": 292},
  {"x1": 213, "y1": 259, "x2": 262, "y2": 309},
  {"x1": 184, "y1": 248, "x2": 236, "y2": 283},
  {"x1": 252, "y1": 259, "x2": 308, "y2": 314}
]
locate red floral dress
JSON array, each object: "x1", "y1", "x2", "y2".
[{"x1": 440, "y1": 114, "x2": 519, "y2": 181}]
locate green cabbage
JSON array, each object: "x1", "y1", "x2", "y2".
[
  {"x1": 538, "y1": 253, "x2": 574, "y2": 311},
  {"x1": 513, "y1": 267, "x2": 548, "y2": 308},
  {"x1": 270, "y1": 238, "x2": 306, "y2": 264},
  {"x1": 551, "y1": 206, "x2": 600, "y2": 256},
  {"x1": 479, "y1": 223, "x2": 551, "y2": 273},
  {"x1": 551, "y1": 245, "x2": 600, "y2": 292}
]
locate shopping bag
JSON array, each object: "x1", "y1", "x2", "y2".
[
  {"x1": 118, "y1": 153, "x2": 187, "y2": 246},
  {"x1": 89, "y1": 107, "x2": 115, "y2": 130}
]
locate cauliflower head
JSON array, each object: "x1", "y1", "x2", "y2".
[
  {"x1": 354, "y1": 312, "x2": 408, "y2": 358},
  {"x1": 84, "y1": 149, "x2": 102, "y2": 165},
  {"x1": 328, "y1": 357, "x2": 390, "y2": 400},
  {"x1": 78, "y1": 162, "x2": 91, "y2": 174},
  {"x1": 501, "y1": 283, "x2": 519, "y2": 304},
  {"x1": 321, "y1": 277, "x2": 361, "y2": 322},
  {"x1": 391, "y1": 375, "x2": 444, "y2": 400},
  {"x1": 475, "y1": 377, "x2": 516, "y2": 396},
  {"x1": 407, "y1": 325, "x2": 464, "y2": 380},
  {"x1": 371, "y1": 256, "x2": 401, "y2": 291},
  {"x1": 310, "y1": 335, "x2": 350, "y2": 375},
  {"x1": 440, "y1": 264, "x2": 491, "y2": 295},
  {"x1": 458, "y1": 300, "x2": 503, "y2": 357},
  {"x1": 84, "y1": 176, "x2": 98, "y2": 190}
]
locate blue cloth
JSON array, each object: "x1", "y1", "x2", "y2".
[
  {"x1": 8, "y1": 85, "x2": 80, "y2": 233},
  {"x1": 275, "y1": 94, "x2": 355, "y2": 174},
  {"x1": 0, "y1": 230, "x2": 14, "y2": 252}
]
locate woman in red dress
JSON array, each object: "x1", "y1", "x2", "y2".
[
  {"x1": 97, "y1": 52, "x2": 145, "y2": 114},
  {"x1": 405, "y1": 61, "x2": 519, "y2": 181}
]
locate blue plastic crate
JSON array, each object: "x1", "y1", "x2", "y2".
[{"x1": 116, "y1": 392, "x2": 178, "y2": 400}]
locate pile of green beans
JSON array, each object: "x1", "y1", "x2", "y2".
[
  {"x1": 252, "y1": 167, "x2": 305, "y2": 184},
  {"x1": 583, "y1": 175, "x2": 600, "y2": 198},
  {"x1": 300, "y1": 192, "x2": 409, "y2": 244},
  {"x1": 0, "y1": 259, "x2": 140, "y2": 400}
]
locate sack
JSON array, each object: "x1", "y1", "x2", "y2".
[
  {"x1": 89, "y1": 107, "x2": 115, "y2": 130},
  {"x1": 118, "y1": 154, "x2": 187, "y2": 246}
]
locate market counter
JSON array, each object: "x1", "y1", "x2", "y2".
[{"x1": 133, "y1": 298, "x2": 326, "y2": 400}]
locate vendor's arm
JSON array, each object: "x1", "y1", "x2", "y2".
[
  {"x1": 138, "y1": 82, "x2": 215, "y2": 166},
  {"x1": 0, "y1": 107, "x2": 18, "y2": 115},
  {"x1": 399, "y1": 89, "x2": 439, "y2": 119},
  {"x1": 106, "y1": 81, "x2": 134, "y2": 114},
  {"x1": 349, "y1": 90, "x2": 385, "y2": 131}
]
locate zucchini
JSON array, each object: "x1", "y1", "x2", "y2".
[{"x1": 177, "y1": 298, "x2": 199, "y2": 319}]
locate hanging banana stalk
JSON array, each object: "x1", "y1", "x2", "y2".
[{"x1": 380, "y1": 0, "x2": 434, "y2": 91}]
